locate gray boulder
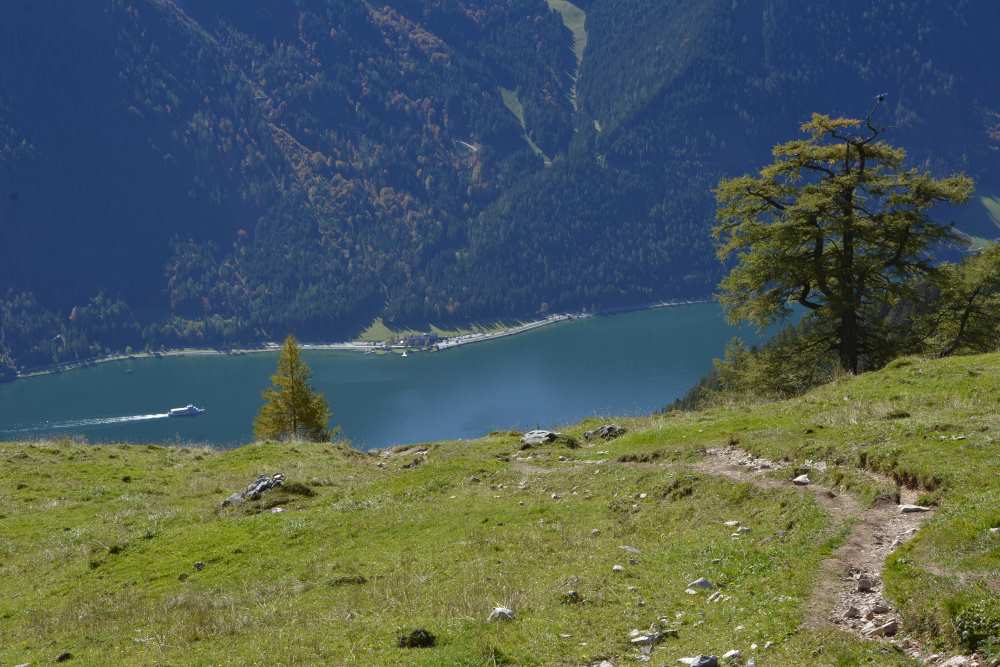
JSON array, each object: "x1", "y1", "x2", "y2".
[
  {"x1": 521, "y1": 430, "x2": 557, "y2": 446},
  {"x1": 679, "y1": 657, "x2": 718, "y2": 667},
  {"x1": 584, "y1": 424, "x2": 627, "y2": 441},
  {"x1": 221, "y1": 473, "x2": 286, "y2": 507}
]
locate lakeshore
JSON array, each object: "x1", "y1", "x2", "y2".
[
  {"x1": 13, "y1": 299, "x2": 709, "y2": 381},
  {"x1": 0, "y1": 302, "x2": 733, "y2": 448}
]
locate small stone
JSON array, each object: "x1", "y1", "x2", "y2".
[
  {"x1": 561, "y1": 590, "x2": 582, "y2": 604},
  {"x1": 398, "y1": 628, "x2": 436, "y2": 648},
  {"x1": 487, "y1": 606, "x2": 515, "y2": 622},
  {"x1": 678, "y1": 657, "x2": 718, "y2": 667},
  {"x1": 55, "y1": 654, "x2": 73, "y2": 663},
  {"x1": 723, "y1": 520, "x2": 740, "y2": 527},
  {"x1": 620, "y1": 545, "x2": 641, "y2": 554},
  {"x1": 638, "y1": 493, "x2": 647, "y2": 499},
  {"x1": 899, "y1": 504, "x2": 931, "y2": 513},
  {"x1": 193, "y1": 561, "x2": 206, "y2": 571},
  {"x1": 988, "y1": 527, "x2": 999, "y2": 535},
  {"x1": 844, "y1": 606, "x2": 861, "y2": 619},
  {"x1": 684, "y1": 588, "x2": 698, "y2": 595},
  {"x1": 591, "y1": 528, "x2": 601, "y2": 536},
  {"x1": 628, "y1": 585, "x2": 638, "y2": 592},
  {"x1": 551, "y1": 493, "x2": 561, "y2": 500},
  {"x1": 763, "y1": 642, "x2": 773, "y2": 649},
  {"x1": 270, "y1": 507, "x2": 285, "y2": 513},
  {"x1": 865, "y1": 619, "x2": 898, "y2": 637},
  {"x1": 856, "y1": 575, "x2": 876, "y2": 592},
  {"x1": 612, "y1": 564, "x2": 625, "y2": 573},
  {"x1": 792, "y1": 474, "x2": 811, "y2": 485},
  {"x1": 871, "y1": 601, "x2": 891, "y2": 614},
  {"x1": 596, "y1": 661, "x2": 614, "y2": 667},
  {"x1": 736, "y1": 525, "x2": 751, "y2": 534},
  {"x1": 722, "y1": 650, "x2": 741, "y2": 661},
  {"x1": 938, "y1": 658, "x2": 973, "y2": 667},
  {"x1": 687, "y1": 577, "x2": 714, "y2": 590}
]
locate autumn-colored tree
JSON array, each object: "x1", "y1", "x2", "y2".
[
  {"x1": 714, "y1": 108, "x2": 973, "y2": 373},
  {"x1": 253, "y1": 335, "x2": 332, "y2": 442}
]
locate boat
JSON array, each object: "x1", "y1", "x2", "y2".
[
  {"x1": 401, "y1": 350, "x2": 408, "y2": 358},
  {"x1": 168, "y1": 404, "x2": 205, "y2": 418}
]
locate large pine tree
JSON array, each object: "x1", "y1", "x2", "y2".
[
  {"x1": 713, "y1": 110, "x2": 973, "y2": 373},
  {"x1": 253, "y1": 335, "x2": 332, "y2": 442}
]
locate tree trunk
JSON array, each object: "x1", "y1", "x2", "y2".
[{"x1": 839, "y1": 309, "x2": 860, "y2": 373}]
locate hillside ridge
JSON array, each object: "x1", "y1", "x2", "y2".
[{"x1": 2, "y1": 352, "x2": 997, "y2": 665}]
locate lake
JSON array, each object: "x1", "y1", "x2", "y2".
[{"x1": 0, "y1": 303, "x2": 762, "y2": 449}]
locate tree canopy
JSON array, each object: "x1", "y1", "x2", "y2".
[
  {"x1": 714, "y1": 110, "x2": 974, "y2": 373},
  {"x1": 253, "y1": 336, "x2": 332, "y2": 442}
]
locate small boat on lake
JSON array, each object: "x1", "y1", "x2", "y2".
[{"x1": 168, "y1": 404, "x2": 205, "y2": 417}]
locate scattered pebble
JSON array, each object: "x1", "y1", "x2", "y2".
[
  {"x1": 687, "y1": 577, "x2": 714, "y2": 590},
  {"x1": 898, "y1": 504, "x2": 931, "y2": 513},
  {"x1": 864, "y1": 618, "x2": 898, "y2": 637},
  {"x1": 678, "y1": 656, "x2": 718, "y2": 667},
  {"x1": 856, "y1": 574, "x2": 876, "y2": 593},
  {"x1": 792, "y1": 474, "x2": 811, "y2": 486},
  {"x1": 487, "y1": 606, "x2": 515, "y2": 622},
  {"x1": 722, "y1": 649, "x2": 741, "y2": 661},
  {"x1": 612, "y1": 564, "x2": 625, "y2": 573}
]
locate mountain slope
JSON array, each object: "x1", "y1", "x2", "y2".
[{"x1": 2, "y1": 0, "x2": 999, "y2": 368}]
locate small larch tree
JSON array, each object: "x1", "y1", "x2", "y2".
[
  {"x1": 253, "y1": 335, "x2": 332, "y2": 442},
  {"x1": 714, "y1": 108, "x2": 973, "y2": 373}
]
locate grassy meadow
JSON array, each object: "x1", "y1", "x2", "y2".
[{"x1": 1, "y1": 353, "x2": 998, "y2": 665}]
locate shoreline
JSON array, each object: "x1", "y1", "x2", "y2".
[{"x1": 12, "y1": 298, "x2": 711, "y2": 381}]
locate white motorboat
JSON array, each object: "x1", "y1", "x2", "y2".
[{"x1": 168, "y1": 404, "x2": 205, "y2": 417}]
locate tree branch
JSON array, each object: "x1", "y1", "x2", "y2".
[{"x1": 745, "y1": 187, "x2": 788, "y2": 211}]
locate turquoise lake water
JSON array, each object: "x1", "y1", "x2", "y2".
[{"x1": 0, "y1": 303, "x2": 763, "y2": 449}]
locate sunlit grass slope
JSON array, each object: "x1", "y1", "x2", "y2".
[{"x1": 1, "y1": 353, "x2": 998, "y2": 665}]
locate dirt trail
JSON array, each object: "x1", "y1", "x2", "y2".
[
  {"x1": 695, "y1": 448, "x2": 932, "y2": 649},
  {"x1": 510, "y1": 445, "x2": 938, "y2": 660}
]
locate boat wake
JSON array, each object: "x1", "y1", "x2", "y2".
[{"x1": 0, "y1": 413, "x2": 170, "y2": 435}]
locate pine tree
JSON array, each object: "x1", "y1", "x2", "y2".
[
  {"x1": 253, "y1": 335, "x2": 332, "y2": 442},
  {"x1": 714, "y1": 109, "x2": 973, "y2": 373}
]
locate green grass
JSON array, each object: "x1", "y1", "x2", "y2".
[
  {"x1": 981, "y1": 195, "x2": 1000, "y2": 230},
  {"x1": 2, "y1": 353, "x2": 999, "y2": 665},
  {"x1": 357, "y1": 317, "x2": 525, "y2": 344},
  {"x1": 500, "y1": 87, "x2": 550, "y2": 163},
  {"x1": 545, "y1": 0, "x2": 588, "y2": 67}
]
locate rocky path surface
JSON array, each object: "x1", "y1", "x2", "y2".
[
  {"x1": 696, "y1": 447, "x2": 936, "y2": 659},
  {"x1": 509, "y1": 442, "x2": 988, "y2": 665}
]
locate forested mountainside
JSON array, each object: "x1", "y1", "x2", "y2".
[{"x1": 2, "y1": 0, "x2": 999, "y2": 370}]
